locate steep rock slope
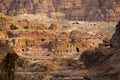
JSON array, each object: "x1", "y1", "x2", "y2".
[
  {"x1": 81, "y1": 21, "x2": 120, "y2": 80},
  {"x1": 0, "y1": 0, "x2": 120, "y2": 21}
]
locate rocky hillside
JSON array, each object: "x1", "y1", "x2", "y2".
[
  {"x1": 81, "y1": 21, "x2": 120, "y2": 80},
  {"x1": 0, "y1": 13, "x2": 106, "y2": 80},
  {"x1": 0, "y1": 0, "x2": 120, "y2": 21}
]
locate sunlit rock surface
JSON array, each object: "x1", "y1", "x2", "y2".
[{"x1": 0, "y1": 0, "x2": 120, "y2": 21}]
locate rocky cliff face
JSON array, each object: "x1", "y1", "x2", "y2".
[
  {"x1": 110, "y1": 21, "x2": 120, "y2": 47},
  {"x1": 0, "y1": 41, "x2": 18, "y2": 80},
  {"x1": 81, "y1": 21, "x2": 120, "y2": 80},
  {"x1": 0, "y1": 0, "x2": 120, "y2": 21}
]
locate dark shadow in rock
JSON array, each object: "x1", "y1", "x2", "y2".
[
  {"x1": 81, "y1": 21, "x2": 120, "y2": 80},
  {"x1": 0, "y1": 40, "x2": 18, "y2": 80},
  {"x1": 110, "y1": 20, "x2": 120, "y2": 48}
]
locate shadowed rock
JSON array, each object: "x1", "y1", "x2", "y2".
[
  {"x1": 110, "y1": 20, "x2": 120, "y2": 48},
  {"x1": 0, "y1": 40, "x2": 18, "y2": 80},
  {"x1": 81, "y1": 21, "x2": 120, "y2": 80}
]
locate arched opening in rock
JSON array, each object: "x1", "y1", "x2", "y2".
[
  {"x1": 67, "y1": 45, "x2": 69, "y2": 47},
  {"x1": 66, "y1": 50, "x2": 68, "y2": 52},
  {"x1": 22, "y1": 49, "x2": 24, "y2": 52},
  {"x1": 41, "y1": 39, "x2": 45, "y2": 41},
  {"x1": 76, "y1": 47, "x2": 80, "y2": 52}
]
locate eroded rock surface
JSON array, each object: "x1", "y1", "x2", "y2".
[
  {"x1": 0, "y1": 0, "x2": 120, "y2": 21},
  {"x1": 0, "y1": 13, "x2": 47, "y2": 31},
  {"x1": 81, "y1": 21, "x2": 120, "y2": 80}
]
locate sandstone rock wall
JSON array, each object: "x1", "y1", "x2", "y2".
[
  {"x1": 0, "y1": 0, "x2": 120, "y2": 21},
  {"x1": 81, "y1": 21, "x2": 120, "y2": 80}
]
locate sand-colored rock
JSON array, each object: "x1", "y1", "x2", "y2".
[
  {"x1": 0, "y1": 0, "x2": 120, "y2": 21},
  {"x1": 16, "y1": 19, "x2": 48, "y2": 30},
  {"x1": 0, "y1": 13, "x2": 48, "y2": 31},
  {"x1": 49, "y1": 31, "x2": 104, "y2": 55},
  {"x1": 0, "y1": 31, "x2": 8, "y2": 39},
  {"x1": 0, "y1": 13, "x2": 14, "y2": 31}
]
